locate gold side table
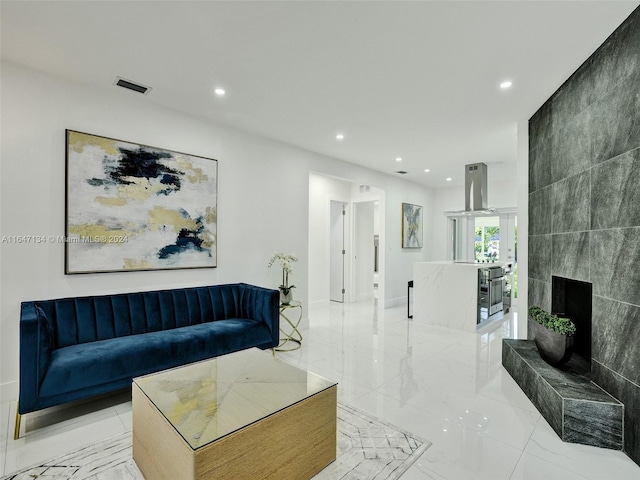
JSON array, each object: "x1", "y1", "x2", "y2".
[{"x1": 276, "y1": 301, "x2": 303, "y2": 351}]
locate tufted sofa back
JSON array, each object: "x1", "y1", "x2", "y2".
[{"x1": 35, "y1": 283, "x2": 267, "y2": 349}]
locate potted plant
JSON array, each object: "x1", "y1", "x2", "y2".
[
  {"x1": 268, "y1": 252, "x2": 298, "y2": 305},
  {"x1": 528, "y1": 306, "x2": 576, "y2": 365}
]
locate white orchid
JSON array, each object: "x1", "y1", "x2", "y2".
[{"x1": 268, "y1": 252, "x2": 298, "y2": 292}]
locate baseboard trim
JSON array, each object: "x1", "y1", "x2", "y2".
[
  {"x1": 307, "y1": 299, "x2": 329, "y2": 309},
  {"x1": 384, "y1": 296, "x2": 407, "y2": 309},
  {"x1": 1, "y1": 381, "x2": 18, "y2": 403}
]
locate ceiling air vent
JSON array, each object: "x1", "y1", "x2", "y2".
[
  {"x1": 396, "y1": 170, "x2": 408, "y2": 175},
  {"x1": 114, "y1": 77, "x2": 152, "y2": 95}
]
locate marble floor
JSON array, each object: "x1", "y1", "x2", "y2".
[{"x1": 1, "y1": 301, "x2": 640, "y2": 479}]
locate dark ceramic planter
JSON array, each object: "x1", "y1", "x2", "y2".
[{"x1": 530, "y1": 319, "x2": 574, "y2": 366}]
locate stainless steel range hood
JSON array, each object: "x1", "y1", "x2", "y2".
[
  {"x1": 445, "y1": 162, "x2": 497, "y2": 216},
  {"x1": 465, "y1": 162, "x2": 488, "y2": 211}
]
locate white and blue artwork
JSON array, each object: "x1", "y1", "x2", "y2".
[{"x1": 65, "y1": 130, "x2": 217, "y2": 273}]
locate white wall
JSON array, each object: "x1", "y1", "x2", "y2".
[
  {"x1": 0, "y1": 62, "x2": 312, "y2": 389},
  {"x1": 308, "y1": 174, "x2": 352, "y2": 305},
  {"x1": 431, "y1": 177, "x2": 518, "y2": 261},
  {"x1": 383, "y1": 183, "x2": 434, "y2": 307},
  {"x1": 0, "y1": 62, "x2": 435, "y2": 388},
  {"x1": 308, "y1": 173, "x2": 434, "y2": 308}
]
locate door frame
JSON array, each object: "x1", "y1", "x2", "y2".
[
  {"x1": 329, "y1": 198, "x2": 351, "y2": 303},
  {"x1": 352, "y1": 200, "x2": 377, "y2": 303}
]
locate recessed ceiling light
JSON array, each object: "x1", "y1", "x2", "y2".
[
  {"x1": 214, "y1": 88, "x2": 226, "y2": 96},
  {"x1": 500, "y1": 81, "x2": 512, "y2": 89},
  {"x1": 336, "y1": 133, "x2": 344, "y2": 140},
  {"x1": 396, "y1": 157, "x2": 402, "y2": 162},
  {"x1": 424, "y1": 169, "x2": 430, "y2": 173},
  {"x1": 446, "y1": 177, "x2": 452, "y2": 182}
]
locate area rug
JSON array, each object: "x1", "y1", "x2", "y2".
[{"x1": 2, "y1": 403, "x2": 430, "y2": 480}]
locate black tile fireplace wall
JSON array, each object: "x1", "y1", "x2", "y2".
[{"x1": 528, "y1": 6, "x2": 640, "y2": 465}]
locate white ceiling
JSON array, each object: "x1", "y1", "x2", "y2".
[{"x1": 2, "y1": 1, "x2": 638, "y2": 188}]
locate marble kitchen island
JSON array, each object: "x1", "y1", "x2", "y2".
[{"x1": 413, "y1": 260, "x2": 507, "y2": 332}]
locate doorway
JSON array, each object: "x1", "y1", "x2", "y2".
[
  {"x1": 353, "y1": 201, "x2": 376, "y2": 303},
  {"x1": 308, "y1": 173, "x2": 385, "y2": 306}
]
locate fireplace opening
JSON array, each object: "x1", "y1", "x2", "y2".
[{"x1": 551, "y1": 276, "x2": 592, "y2": 365}]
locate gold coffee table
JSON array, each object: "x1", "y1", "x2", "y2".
[{"x1": 132, "y1": 348, "x2": 337, "y2": 480}]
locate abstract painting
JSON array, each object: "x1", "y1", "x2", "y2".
[
  {"x1": 402, "y1": 203, "x2": 423, "y2": 248},
  {"x1": 65, "y1": 130, "x2": 217, "y2": 273}
]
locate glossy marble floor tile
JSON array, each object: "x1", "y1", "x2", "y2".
[
  {"x1": 351, "y1": 388, "x2": 525, "y2": 480},
  {"x1": 1, "y1": 390, "x2": 130, "y2": 476},
  {"x1": 524, "y1": 415, "x2": 640, "y2": 480},
  {"x1": 508, "y1": 451, "x2": 601, "y2": 480},
  {"x1": 1, "y1": 301, "x2": 640, "y2": 479},
  {"x1": 374, "y1": 375, "x2": 540, "y2": 450},
  {"x1": 4, "y1": 402, "x2": 127, "y2": 474}
]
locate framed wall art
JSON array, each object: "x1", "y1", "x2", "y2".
[
  {"x1": 65, "y1": 130, "x2": 217, "y2": 273},
  {"x1": 402, "y1": 203, "x2": 423, "y2": 248}
]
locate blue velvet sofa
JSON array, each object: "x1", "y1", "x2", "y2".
[{"x1": 18, "y1": 283, "x2": 279, "y2": 416}]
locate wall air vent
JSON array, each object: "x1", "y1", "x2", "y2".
[
  {"x1": 396, "y1": 171, "x2": 408, "y2": 174},
  {"x1": 114, "y1": 77, "x2": 152, "y2": 95}
]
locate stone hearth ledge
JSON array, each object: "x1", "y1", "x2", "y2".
[{"x1": 502, "y1": 339, "x2": 623, "y2": 450}]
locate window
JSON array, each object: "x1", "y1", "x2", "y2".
[{"x1": 474, "y1": 216, "x2": 500, "y2": 263}]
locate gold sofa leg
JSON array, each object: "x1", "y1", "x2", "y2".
[{"x1": 13, "y1": 403, "x2": 21, "y2": 440}]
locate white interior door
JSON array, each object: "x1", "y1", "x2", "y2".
[{"x1": 330, "y1": 201, "x2": 346, "y2": 302}]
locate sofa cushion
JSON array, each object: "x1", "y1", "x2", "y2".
[{"x1": 39, "y1": 318, "x2": 273, "y2": 397}]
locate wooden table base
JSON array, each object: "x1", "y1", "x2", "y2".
[{"x1": 133, "y1": 384, "x2": 337, "y2": 480}]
